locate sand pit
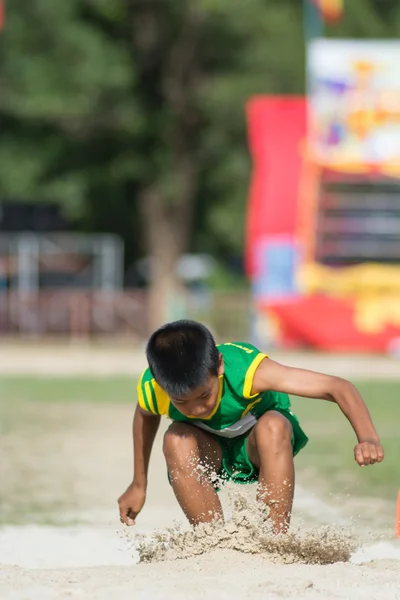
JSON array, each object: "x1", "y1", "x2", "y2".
[
  {"x1": 0, "y1": 523, "x2": 399, "y2": 600},
  {"x1": 1, "y1": 484, "x2": 399, "y2": 600}
]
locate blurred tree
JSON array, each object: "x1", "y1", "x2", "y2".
[
  {"x1": 1, "y1": 0, "x2": 398, "y2": 327},
  {"x1": 128, "y1": 0, "x2": 306, "y2": 324},
  {"x1": 0, "y1": 0, "x2": 305, "y2": 326}
]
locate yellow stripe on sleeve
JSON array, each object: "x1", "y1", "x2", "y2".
[
  {"x1": 243, "y1": 353, "x2": 268, "y2": 399},
  {"x1": 145, "y1": 381, "x2": 156, "y2": 413},
  {"x1": 137, "y1": 372, "x2": 148, "y2": 411}
]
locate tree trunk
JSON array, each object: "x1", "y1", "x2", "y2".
[
  {"x1": 133, "y1": 1, "x2": 203, "y2": 333},
  {"x1": 139, "y1": 186, "x2": 188, "y2": 332}
]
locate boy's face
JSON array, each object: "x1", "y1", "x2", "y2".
[{"x1": 169, "y1": 354, "x2": 224, "y2": 419}]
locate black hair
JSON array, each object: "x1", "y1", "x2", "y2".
[{"x1": 146, "y1": 320, "x2": 220, "y2": 398}]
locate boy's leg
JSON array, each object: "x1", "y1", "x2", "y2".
[
  {"x1": 246, "y1": 411, "x2": 294, "y2": 534},
  {"x1": 163, "y1": 422, "x2": 223, "y2": 525}
]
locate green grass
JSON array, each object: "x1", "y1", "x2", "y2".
[
  {"x1": 0, "y1": 376, "x2": 138, "y2": 437},
  {"x1": 0, "y1": 376, "x2": 137, "y2": 403},
  {"x1": 291, "y1": 381, "x2": 400, "y2": 502}
]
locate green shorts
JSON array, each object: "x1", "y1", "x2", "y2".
[
  {"x1": 210, "y1": 409, "x2": 308, "y2": 485},
  {"x1": 168, "y1": 409, "x2": 308, "y2": 487}
]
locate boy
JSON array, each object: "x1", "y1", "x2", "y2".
[{"x1": 118, "y1": 320, "x2": 384, "y2": 533}]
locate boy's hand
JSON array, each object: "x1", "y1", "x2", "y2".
[
  {"x1": 118, "y1": 481, "x2": 146, "y2": 525},
  {"x1": 354, "y1": 440, "x2": 384, "y2": 466}
]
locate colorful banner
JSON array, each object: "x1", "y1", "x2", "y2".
[
  {"x1": 308, "y1": 40, "x2": 400, "y2": 172},
  {"x1": 245, "y1": 93, "x2": 400, "y2": 352}
]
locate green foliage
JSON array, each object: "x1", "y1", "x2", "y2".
[
  {"x1": 0, "y1": 0, "x2": 399, "y2": 267},
  {"x1": 328, "y1": 0, "x2": 400, "y2": 39}
]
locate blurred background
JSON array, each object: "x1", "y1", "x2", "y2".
[
  {"x1": 0, "y1": 0, "x2": 400, "y2": 351},
  {"x1": 0, "y1": 1, "x2": 400, "y2": 558}
]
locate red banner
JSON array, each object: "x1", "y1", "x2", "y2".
[
  {"x1": 245, "y1": 97, "x2": 306, "y2": 277},
  {"x1": 0, "y1": 2, "x2": 5, "y2": 31}
]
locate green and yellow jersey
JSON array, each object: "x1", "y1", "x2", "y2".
[{"x1": 137, "y1": 342, "x2": 308, "y2": 450}]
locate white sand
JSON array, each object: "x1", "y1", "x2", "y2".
[
  {"x1": 0, "y1": 525, "x2": 399, "y2": 600},
  {"x1": 1, "y1": 486, "x2": 399, "y2": 600}
]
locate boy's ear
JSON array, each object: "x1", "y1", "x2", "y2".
[{"x1": 218, "y1": 353, "x2": 224, "y2": 376}]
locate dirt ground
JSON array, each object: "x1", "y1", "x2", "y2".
[
  {"x1": 0, "y1": 339, "x2": 400, "y2": 378},
  {"x1": 0, "y1": 342, "x2": 399, "y2": 600}
]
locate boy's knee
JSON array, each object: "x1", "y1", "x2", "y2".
[
  {"x1": 163, "y1": 423, "x2": 199, "y2": 466},
  {"x1": 255, "y1": 411, "x2": 292, "y2": 449}
]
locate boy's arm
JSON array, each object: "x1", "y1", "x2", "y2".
[
  {"x1": 118, "y1": 404, "x2": 161, "y2": 525},
  {"x1": 252, "y1": 358, "x2": 384, "y2": 467}
]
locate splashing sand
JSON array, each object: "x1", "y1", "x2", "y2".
[{"x1": 128, "y1": 493, "x2": 356, "y2": 565}]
